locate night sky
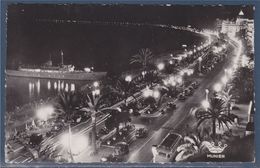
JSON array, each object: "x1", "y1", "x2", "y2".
[{"x1": 6, "y1": 4, "x2": 254, "y2": 71}]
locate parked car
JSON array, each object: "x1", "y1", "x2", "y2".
[
  {"x1": 191, "y1": 81, "x2": 199, "y2": 89},
  {"x1": 100, "y1": 154, "x2": 123, "y2": 162},
  {"x1": 98, "y1": 127, "x2": 109, "y2": 136},
  {"x1": 114, "y1": 142, "x2": 129, "y2": 156},
  {"x1": 178, "y1": 94, "x2": 186, "y2": 101},
  {"x1": 167, "y1": 102, "x2": 177, "y2": 110},
  {"x1": 184, "y1": 89, "x2": 192, "y2": 96},
  {"x1": 135, "y1": 128, "x2": 148, "y2": 138},
  {"x1": 187, "y1": 86, "x2": 194, "y2": 94},
  {"x1": 154, "y1": 132, "x2": 182, "y2": 162}
]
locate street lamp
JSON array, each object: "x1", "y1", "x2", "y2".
[
  {"x1": 213, "y1": 83, "x2": 222, "y2": 92},
  {"x1": 93, "y1": 81, "x2": 99, "y2": 88},
  {"x1": 169, "y1": 60, "x2": 173, "y2": 65},
  {"x1": 157, "y1": 63, "x2": 165, "y2": 71},
  {"x1": 36, "y1": 105, "x2": 55, "y2": 121},
  {"x1": 198, "y1": 57, "x2": 202, "y2": 74},
  {"x1": 221, "y1": 76, "x2": 228, "y2": 85},
  {"x1": 176, "y1": 76, "x2": 182, "y2": 84},
  {"x1": 143, "y1": 87, "x2": 153, "y2": 98},
  {"x1": 153, "y1": 90, "x2": 160, "y2": 99},
  {"x1": 202, "y1": 99, "x2": 210, "y2": 110},
  {"x1": 226, "y1": 68, "x2": 233, "y2": 76},
  {"x1": 141, "y1": 71, "x2": 147, "y2": 77},
  {"x1": 205, "y1": 89, "x2": 209, "y2": 102},
  {"x1": 125, "y1": 75, "x2": 132, "y2": 82}
]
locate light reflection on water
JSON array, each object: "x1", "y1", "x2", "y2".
[
  {"x1": 28, "y1": 79, "x2": 76, "y2": 99},
  {"x1": 6, "y1": 76, "x2": 86, "y2": 111}
]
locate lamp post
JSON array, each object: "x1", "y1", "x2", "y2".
[
  {"x1": 213, "y1": 83, "x2": 222, "y2": 93},
  {"x1": 202, "y1": 89, "x2": 210, "y2": 111},
  {"x1": 125, "y1": 75, "x2": 132, "y2": 105},
  {"x1": 221, "y1": 76, "x2": 228, "y2": 88},
  {"x1": 157, "y1": 63, "x2": 165, "y2": 71},
  {"x1": 93, "y1": 81, "x2": 99, "y2": 88},
  {"x1": 91, "y1": 88, "x2": 100, "y2": 154},
  {"x1": 205, "y1": 89, "x2": 209, "y2": 101},
  {"x1": 125, "y1": 75, "x2": 132, "y2": 83},
  {"x1": 198, "y1": 57, "x2": 202, "y2": 75}
]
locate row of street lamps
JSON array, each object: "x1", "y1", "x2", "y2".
[{"x1": 202, "y1": 38, "x2": 243, "y2": 110}]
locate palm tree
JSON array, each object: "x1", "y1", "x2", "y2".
[
  {"x1": 194, "y1": 98, "x2": 233, "y2": 139},
  {"x1": 175, "y1": 134, "x2": 210, "y2": 162},
  {"x1": 216, "y1": 86, "x2": 235, "y2": 116},
  {"x1": 130, "y1": 48, "x2": 153, "y2": 70},
  {"x1": 55, "y1": 92, "x2": 79, "y2": 122},
  {"x1": 106, "y1": 78, "x2": 137, "y2": 105},
  {"x1": 81, "y1": 92, "x2": 118, "y2": 154}
]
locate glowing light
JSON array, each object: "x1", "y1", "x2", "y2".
[
  {"x1": 214, "y1": 83, "x2": 222, "y2": 92},
  {"x1": 93, "y1": 81, "x2": 99, "y2": 87},
  {"x1": 153, "y1": 90, "x2": 160, "y2": 99},
  {"x1": 36, "y1": 105, "x2": 55, "y2": 121},
  {"x1": 47, "y1": 81, "x2": 51, "y2": 90},
  {"x1": 198, "y1": 57, "x2": 202, "y2": 62},
  {"x1": 84, "y1": 67, "x2": 91, "y2": 72},
  {"x1": 221, "y1": 76, "x2": 228, "y2": 84},
  {"x1": 176, "y1": 77, "x2": 183, "y2": 84},
  {"x1": 163, "y1": 80, "x2": 168, "y2": 86},
  {"x1": 71, "y1": 83, "x2": 75, "y2": 92},
  {"x1": 65, "y1": 83, "x2": 69, "y2": 92},
  {"x1": 61, "y1": 81, "x2": 64, "y2": 90},
  {"x1": 170, "y1": 81, "x2": 176, "y2": 86},
  {"x1": 54, "y1": 82, "x2": 57, "y2": 89},
  {"x1": 143, "y1": 88, "x2": 153, "y2": 97},
  {"x1": 142, "y1": 71, "x2": 147, "y2": 76},
  {"x1": 169, "y1": 60, "x2": 173, "y2": 65},
  {"x1": 188, "y1": 51, "x2": 193, "y2": 55},
  {"x1": 241, "y1": 55, "x2": 249, "y2": 67},
  {"x1": 157, "y1": 63, "x2": 165, "y2": 71},
  {"x1": 202, "y1": 100, "x2": 210, "y2": 109},
  {"x1": 60, "y1": 133, "x2": 88, "y2": 155},
  {"x1": 226, "y1": 68, "x2": 233, "y2": 76},
  {"x1": 92, "y1": 89, "x2": 100, "y2": 96},
  {"x1": 125, "y1": 75, "x2": 132, "y2": 82}
]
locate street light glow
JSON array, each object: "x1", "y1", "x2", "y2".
[
  {"x1": 176, "y1": 77, "x2": 183, "y2": 84},
  {"x1": 157, "y1": 63, "x2": 165, "y2": 71},
  {"x1": 92, "y1": 89, "x2": 100, "y2": 96},
  {"x1": 93, "y1": 81, "x2": 99, "y2": 87},
  {"x1": 153, "y1": 90, "x2": 160, "y2": 99},
  {"x1": 36, "y1": 105, "x2": 55, "y2": 121},
  {"x1": 143, "y1": 88, "x2": 153, "y2": 97},
  {"x1": 214, "y1": 83, "x2": 222, "y2": 92},
  {"x1": 221, "y1": 76, "x2": 228, "y2": 84},
  {"x1": 125, "y1": 75, "x2": 132, "y2": 82},
  {"x1": 60, "y1": 133, "x2": 88, "y2": 155},
  {"x1": 202, "y1": 100, "x2": 210, "y2": 109}
]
